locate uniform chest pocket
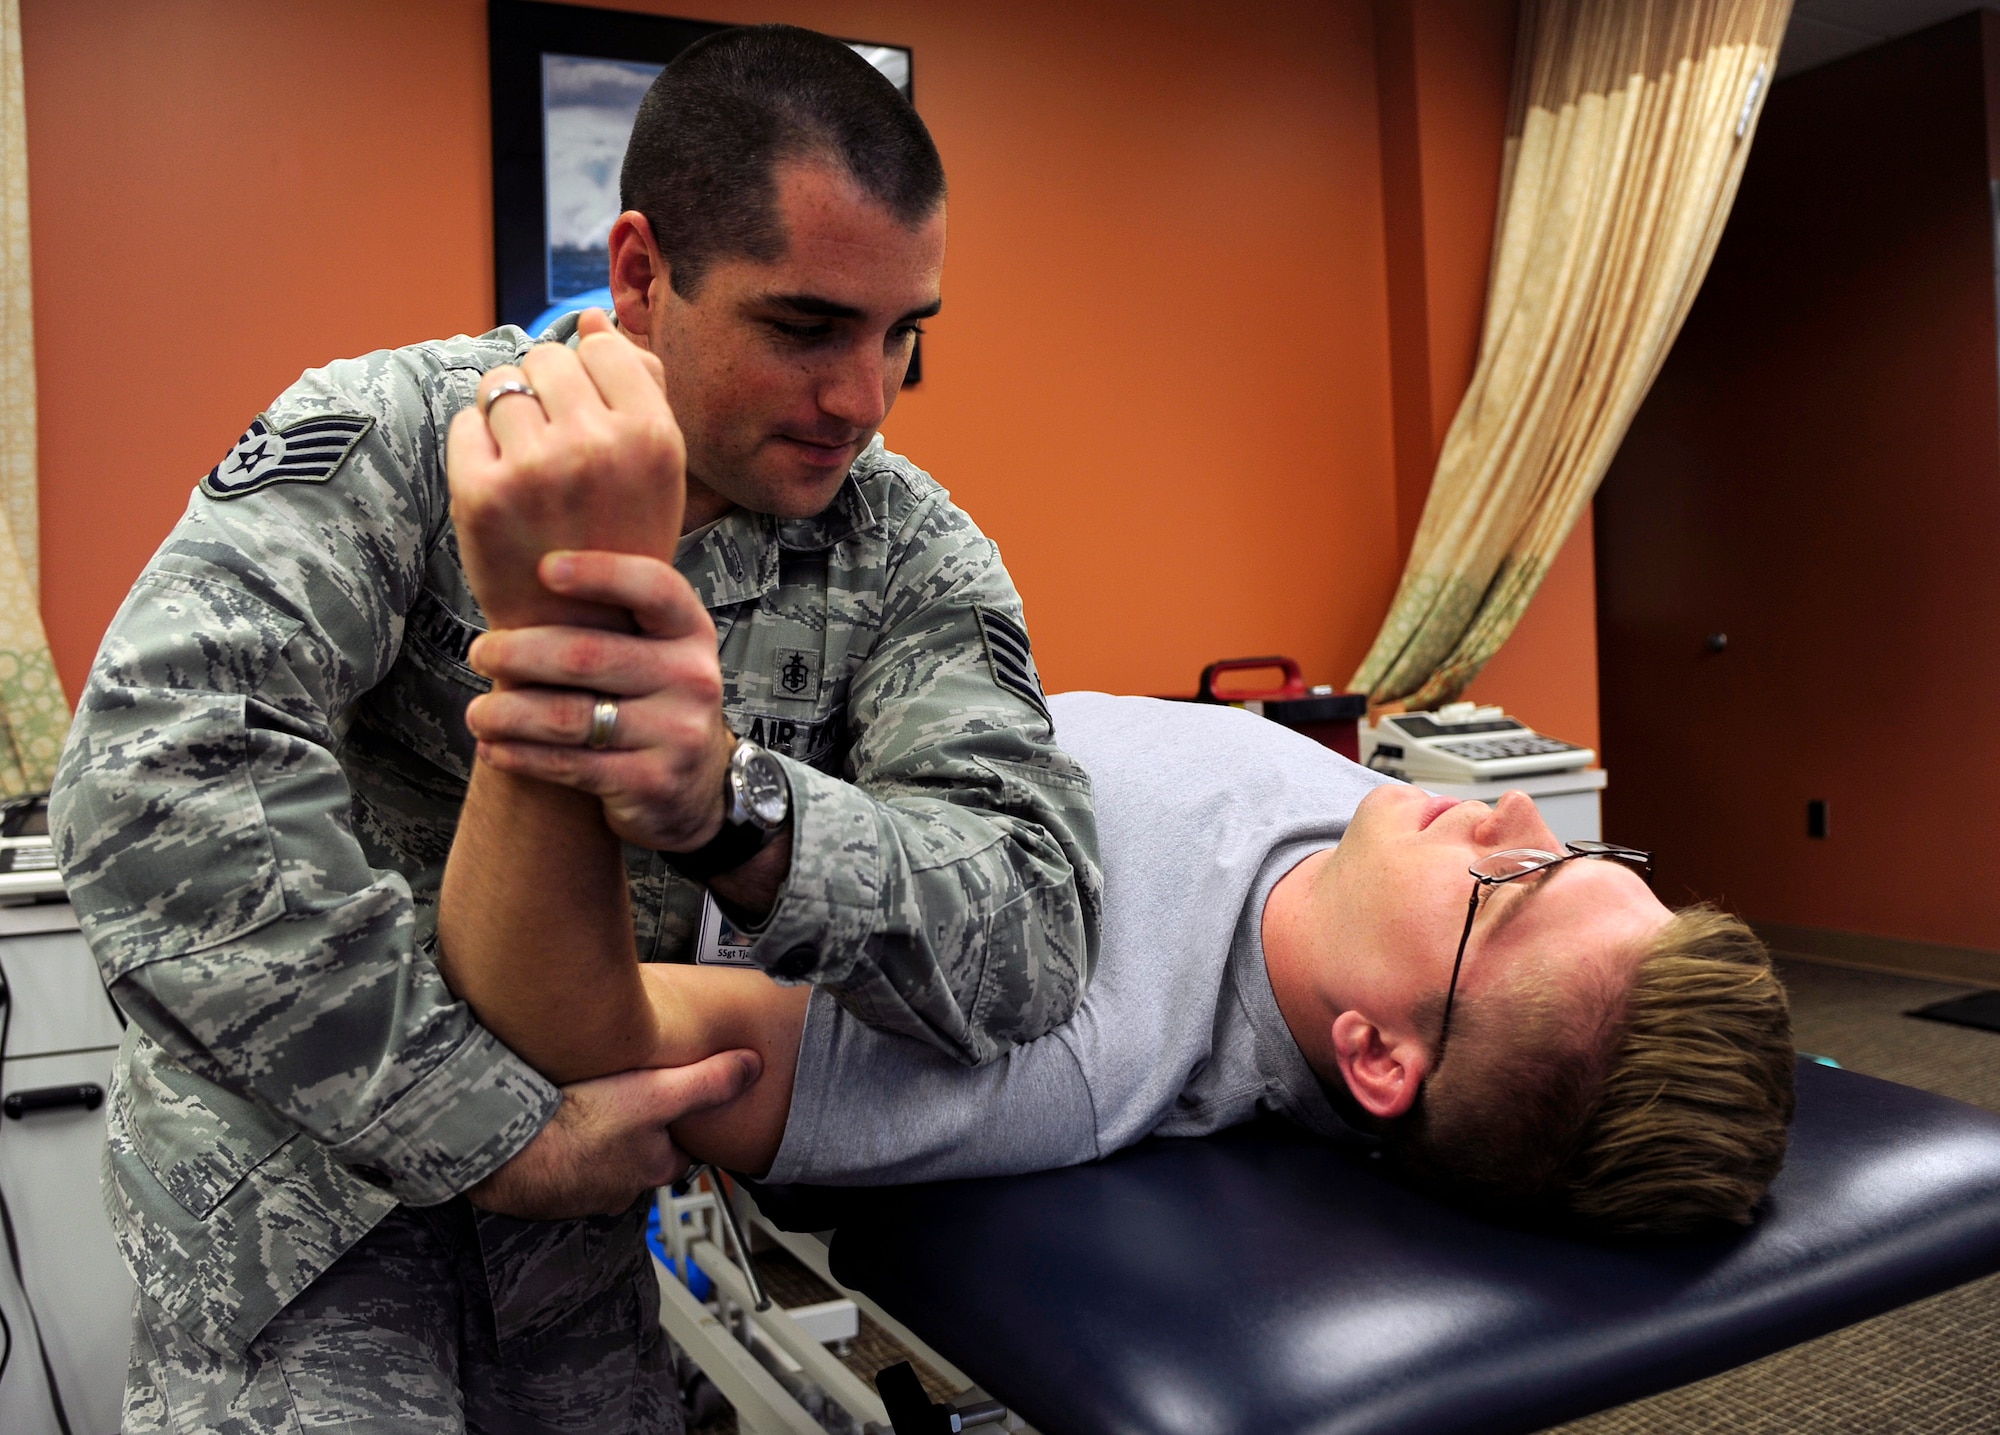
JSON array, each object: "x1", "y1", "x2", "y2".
[
  {"x1": 714, "y1": 560, "x2": 858, "y2": 774},
  {"x1": 365, "y1": 589, "x2": 491, "y2": 781}
]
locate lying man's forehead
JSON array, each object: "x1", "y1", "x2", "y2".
[{"x1": 1481, "y1": 860, "x2": 1655, "y2": 955}]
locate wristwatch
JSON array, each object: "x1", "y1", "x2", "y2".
[{"x1": 664, "y1": 738, "x2": 791, "y2": 882}]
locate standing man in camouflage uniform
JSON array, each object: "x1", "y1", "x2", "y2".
[{"x1": 50, "y1": 26, "x2": 1099, "y2": 1433}]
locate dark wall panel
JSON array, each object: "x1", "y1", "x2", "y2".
[{"x1": 1596, "y1": 12, "x2": 2000, "y2": 952}]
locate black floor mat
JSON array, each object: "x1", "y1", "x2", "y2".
[{"x1": 1907, "y1": 990, "x2": 2000, "y2": 1034}]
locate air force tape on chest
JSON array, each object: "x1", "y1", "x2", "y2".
[
  {"x1": 200, "y1": 412, "x2": 373, "y2": 500},
  {"x1": 696, "y1": 892, "x2": 762, "y2": 968}
]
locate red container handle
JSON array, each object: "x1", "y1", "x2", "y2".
[{"x1": 1197, "y1": 656, "x2": 1306, "y2": 703}]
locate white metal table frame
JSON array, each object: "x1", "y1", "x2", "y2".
[{"x1": 650, "y1": 1175, "x2": 1032, "y2": 1435}]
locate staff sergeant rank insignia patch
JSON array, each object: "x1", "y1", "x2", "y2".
[
  {"x1": 201, "y1": 413, "x2": 373, "y2": 500},
  {"x1": 975, "y1": 606, "x2": 1050, "y2": 723}
]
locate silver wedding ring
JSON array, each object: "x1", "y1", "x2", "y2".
[
  {"x1": 586, "y1": 695, "x2": 620, "y2": 750},
  {"x1": 480, "y1": 379, "x2": 539, "y2": 417}
]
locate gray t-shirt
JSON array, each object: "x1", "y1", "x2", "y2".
[{"x1": 766, "y1": 691, "x2": 1396, "y2": 1186}]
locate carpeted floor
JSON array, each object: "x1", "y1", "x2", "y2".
[{"x1": 1542, "y1": 956, "x2": 2000, "y2": 1434}]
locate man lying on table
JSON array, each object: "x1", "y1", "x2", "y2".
[{"x1": 440, "y1": 333, "x2": 1795, "y2": 1237}]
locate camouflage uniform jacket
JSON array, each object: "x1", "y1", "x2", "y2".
[{"x1": 49, "y1": 318, "x2": 1102, "y2": 1356}]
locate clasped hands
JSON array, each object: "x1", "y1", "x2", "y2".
[
  {"x1": 446, "y1": 310, "x2": 762, "y2": 1218},
  {"x1": 445, "y1": 307, "x2": 735, "y2": 854}
]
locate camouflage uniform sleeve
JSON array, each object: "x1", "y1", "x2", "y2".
[
  {"x1": 746, "y1": 488, "x2": 1103, "y2": 1066},
  {"x1": 50, "y1": 345, "x2": 560, "y2": 1207}
]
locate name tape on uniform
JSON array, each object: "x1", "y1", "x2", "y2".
[{"x1": 695, "y1": 892, "x2": 762, "y2": 968}]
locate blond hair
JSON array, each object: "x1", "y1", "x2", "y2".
[
  {"x1": 1383, "y1": 906, "x2": 1795, "y2": 1236},
  {"x1": 1563, "y1": 906, "x2": 1795, "y2": 1233}
]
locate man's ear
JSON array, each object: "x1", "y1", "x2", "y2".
[
  {"x1": 608, "y1": 211, "x2": 668, "y2": 339},
  {"x1": 1330, "y1": 1010, "x2": 1429, "y2": 1120}
]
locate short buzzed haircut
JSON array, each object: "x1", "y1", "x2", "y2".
[{"x1": 621, "y1": 25, "x2": 947, "y2": 298}]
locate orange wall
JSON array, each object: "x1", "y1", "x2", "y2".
[
  {"x1": 1462, "y1": 523, "x2": 1600, "y2": 752},
  {"x1": 26, "y1": 0, "x2": 497, "y2": 698},
  {"x1": 25, "y1": 0, "x2": 1587, "y2": 730},
  {"x1": 1371, "y1": 0, "x2": 1600, "y2": 751}
]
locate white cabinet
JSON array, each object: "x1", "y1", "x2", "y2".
[
  {"x1": 1416, "y1": 767, "x2": 1608, "y2": 845},
  {"x1": 0, "y1": 904, "x2": 131, "y2": 1435}
]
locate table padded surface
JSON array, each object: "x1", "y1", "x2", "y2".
[{"x1": 765, "y1": 1061, "x2": 2000, "y2": 1435}]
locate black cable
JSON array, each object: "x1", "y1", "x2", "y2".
[
  {"x1": 0, "y1": 971, "x2": 8, "y2": 1399},
  {"x1": 0, "y1": 970, "x2": 11, "y2": 1387},
  {"x1": 0, "y1": 963, "x2": 77, "y2": 1435},
  {"x1": 0, "y1": 1187, "x2": 68, "y2": 1434}
]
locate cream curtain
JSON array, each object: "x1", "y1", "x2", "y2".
[
  {"x1": 1351, "y1": 0, "x2": 1792, "y2": 709},
  {"x1": 0, "y1": 0, "x2": 68, "y2": 793}
]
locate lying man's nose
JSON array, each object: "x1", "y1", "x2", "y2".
[{"x1": 1490, "y1": 789, "x2": 1559, "y2": 846}]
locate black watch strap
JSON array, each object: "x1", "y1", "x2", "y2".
[{"x1": 663, "y1": 816, "x2": 780, "y2": 883}]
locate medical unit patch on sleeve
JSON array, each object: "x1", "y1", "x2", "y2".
[
  {"x1": 976, "y1": 606, "x2": 1050, "y2": 720},
  {"x1": 200, "y1": 413, "x2": 373, "y2": 500}
]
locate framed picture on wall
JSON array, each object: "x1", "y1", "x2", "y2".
[{"x1": 488, "y1": 0, "x2": 921, "y2": 379}]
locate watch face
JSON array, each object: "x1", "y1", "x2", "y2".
[{"x1": 737, "y1": 747, "x2": 790, "y2": 829}]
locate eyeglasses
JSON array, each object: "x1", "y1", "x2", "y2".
[{"x1": 1433, "y1": 840, "x2": 1653, "y2": 1070}]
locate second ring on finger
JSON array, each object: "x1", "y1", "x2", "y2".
[
  {"x1": 585, "y1": 694, "x2": 620, "y2": 750},
  {"x1": 585, "y1": 693, "x2": 621, "y2": 750}
]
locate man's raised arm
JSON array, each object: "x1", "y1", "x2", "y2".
[
  {"x1": 439, "y1": 296, "x2": 1103, "y2": 1073},
  {"x1": 434, "y1": 312, "x2": 695, "y2": 1084}
]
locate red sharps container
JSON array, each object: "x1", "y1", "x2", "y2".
[{"x1": 1193, "y1": 657, "x2": 1369, "y2": 763}]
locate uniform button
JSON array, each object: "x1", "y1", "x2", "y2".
[{"x1": 771, "y1": 945, "x2": 817, "y2": 979}]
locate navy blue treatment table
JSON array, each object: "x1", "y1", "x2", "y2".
[{"x1": 754, "y1": 1060, "x2": 2000, "y2": 1435}]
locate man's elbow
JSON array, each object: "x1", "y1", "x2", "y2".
[{"x1": 961, "y1": 876, "x2": 1099, "y2": 1060}]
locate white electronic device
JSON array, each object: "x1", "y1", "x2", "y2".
[
  {"x1": 1361, "y1": 702, "x2": 1594, "y2": 784},
  {"x1": 0, "y1": 795, "x2": 61, "y2": 904}
]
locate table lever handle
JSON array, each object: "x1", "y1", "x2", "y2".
[{"x1": 3, "y1": 1082, "x2": 104, "y2": 1119}]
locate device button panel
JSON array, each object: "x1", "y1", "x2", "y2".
[{"x1": 1434, "y1": 736, "x2": 1583, "y2": 760}]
